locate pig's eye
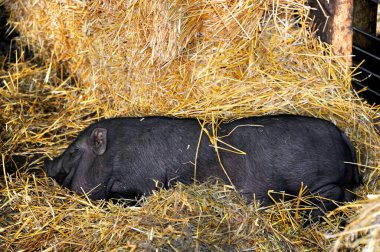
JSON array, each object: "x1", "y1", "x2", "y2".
[{"x1": 69, "y1": 147, "x2": 80, "y2": 156}]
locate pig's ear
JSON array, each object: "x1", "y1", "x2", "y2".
[{"x1": 89, "y1": 128, "x2": 107, "y2": 155}]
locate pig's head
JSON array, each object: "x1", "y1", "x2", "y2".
[{"x1": 44, "y1": 127, "x2": 111, "y2": 199}]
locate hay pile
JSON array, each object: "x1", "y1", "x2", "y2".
[{"x1": 1, "y1": 0, "x2": 379, "y2": 250}]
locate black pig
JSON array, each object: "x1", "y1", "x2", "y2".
[{"x1": 45, "y1": 115, "x2": 360, "y2": 215}]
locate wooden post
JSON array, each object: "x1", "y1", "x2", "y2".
[{"x1": 307, "y1": 0, "x2": 353, "y2": 67}]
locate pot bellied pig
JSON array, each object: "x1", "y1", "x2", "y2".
[{"x1": 45, "y1": 115, "x2": 361, "y2": 216}]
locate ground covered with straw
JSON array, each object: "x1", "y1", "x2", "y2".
[{"x1": 1, "y1": 0, "x2": 380, "y2": 251}]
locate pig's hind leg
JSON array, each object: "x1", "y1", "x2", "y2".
[{"x1": 308, "y1": 184, "x2": 348, "y2": 221}]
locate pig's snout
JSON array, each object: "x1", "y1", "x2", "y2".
[
  {"x1": 44, "y1": 159, "x2": 53, "y2": 176},
  {"x1": 44, "y1": 158, "x2": 61, "y2": 177}
]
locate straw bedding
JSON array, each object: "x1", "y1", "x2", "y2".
[{"x1": 0, "y1": 0, "x2": 379, "y2": 250}]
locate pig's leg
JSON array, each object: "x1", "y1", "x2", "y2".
[{"x1": 309, "y1": 184, "x2": 346, "y2": 220}]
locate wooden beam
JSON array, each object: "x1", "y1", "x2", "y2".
[{"x1": 307, "y1": 0, "x2": 353, "y2": 65}]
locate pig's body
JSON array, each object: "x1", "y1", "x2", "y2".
[{"x1": 45, "y1": 115, "x2": 360, "y2": 216}]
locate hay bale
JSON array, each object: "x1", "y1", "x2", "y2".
[
  {"x1": 330, "y1": 196, "x2": 380, "y2": 251},
  {"x1": 0, "y1": 0, "x2": 380, "y2": 250},
  {"x1": 0, "y1": 0, "x2": 359, "y2": 116}
]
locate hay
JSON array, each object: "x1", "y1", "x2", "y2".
[
  {"x1": 1, "y1": 0, "x2": 362, "y2": 116},
  {"x1": 1, "y1": 0, "x2": 380, "y2": 250},
  {"x1": 330, "y1": 196, "x2": 380, "y2": 251},
  {"x1": 0, "y1": 173, "x2": 353, "y2": 251}
]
